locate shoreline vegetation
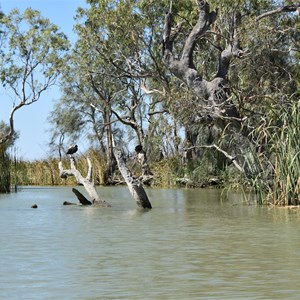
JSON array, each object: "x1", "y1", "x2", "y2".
[
  {"x1": 6, "y1": 98, "x2": 300, "y2": 208},
  {"x1": 0, "y1": 2, "x2": 299, "y2": 207},
  {"x1": 2, "y1": 100, "x2": 300, "y2": 207}
]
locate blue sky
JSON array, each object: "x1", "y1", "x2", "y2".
[{"x1": 0, "y1": 0, "x2": 87, "y2": 160}]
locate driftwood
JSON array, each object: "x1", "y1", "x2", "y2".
[
  {"x1": 72, "y1": 188, "x2": 92, "y2": 205},
  {"x1": 63, "y1": 201, "x2": 77, "y2": 206},
  {"x1": 59, "y1": 157, "x2": 111, "y2": 207},
  {"x1": 62, "y1": 189, "x2": 92, "y2": 206},
  {"x1": 113, "y1": 142, "x2": 152, "y2": 209}
]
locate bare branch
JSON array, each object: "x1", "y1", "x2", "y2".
[
  {"x1": 59, "y1": 157, "x2": 111, "y2": 207},
  {"x1": 148, "y1": 109, "x2": 169, "y2": 116},
  {"x1": 141, "y1": 81, "x2": 166, "y2": 96},
  {"x1": 86, "y1": 157, "x2": 93, "y2": 181},
  {"x1": 256, "y1": 5, "x2": 300, "y2": 21},
  {"x1": 186, "y1": 144, "x2": 244, "y2": 173}
]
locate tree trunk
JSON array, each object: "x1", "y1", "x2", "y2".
[
  {"x1": 104, "y1": 108, "x2": 117, "y2": 184},
  {"x1": 72, "y1": 188, "x2": 92, "y2": 205},
  {"x1": 59, "y1": 157, "x2": 111, "y2": 207},
  {"x1": 163, "y1": 1, "x2": 249, "y2": 166},
  {"x1": 113, "y1": 143, "x2": 152, "y2": 209},
  {"x1": 163, "y1": 2, "x2": 243, "y2": 127},
  {"x1": 134, "y1": 145, "x2": 153, "y2": 185}
]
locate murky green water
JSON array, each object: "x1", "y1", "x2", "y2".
[{"x1": 1, "y1": 186, "x2": 300, "y2": 299}]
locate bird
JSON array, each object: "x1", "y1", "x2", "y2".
[{"x1": 66, "y1": 144, "x2": 78, "y2": 155}]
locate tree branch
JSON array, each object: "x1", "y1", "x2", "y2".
[
  {"x1": 256, "y1": 5, "x2": 300, "y2": 22},
  {"x1": 186, "y1": 144, "x2": 244, "y2": 173},
  {"x1": 59, "y1": 157, "x2": 111, "y2": 207},
  {"x1": 216, "y1": 11, "x2": 243, "y2": 79},
  {"x1": 141, "y1": 81, "x2": 166, "y2": 96},
  {"x1": 181, "y1": 1, "x2": 216, "y2": 68}
]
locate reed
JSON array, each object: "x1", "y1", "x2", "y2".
[
  {"x1": 151, "y1": 157, "x2": 184, "y2": 187},
  {"x1": 10, "y1": 149, "x2": 108, "y2": 186},
  {"x1": 268, "y1": 101, "x2": 300, "y2": 205},
  {"x1": 243, "y1": 100, "x2": 300, "y2": 205},
  {"x1": 0, "y1": 145, "x2": 11, "y2": 193}
]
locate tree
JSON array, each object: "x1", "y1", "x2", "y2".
[
  {"x1": 0, "y1": 8, "x2": 69, "y2": 192},
  {"x1": 0, "y1": 8, "x2": 70, "y2": 145},
  {"x1": 50, "y1": 0, "x2": 173, "y2": 183},
  {"x1": 47, "y1": 0, "x2": 299, "y2": 202},
  {"x1": 162, "y1": 0, "x2": 300, "y2": 166},
  {"x1": 161, "y1": 0, "x2": 300, "y2": 202}
]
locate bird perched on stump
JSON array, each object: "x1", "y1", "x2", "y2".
[
  {"x1": 66, "y1": 144, "x2": 78, "y2": 156},
  {"x1": 135, "y1": 144, "x2": 146, "y2": 166}
]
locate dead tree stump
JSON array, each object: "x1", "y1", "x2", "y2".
[
  {"x1": 113, "y1": 145, "x2": 152, "y2": 209},
  {"x1": 59, "y1": 157, "x2": 111, "y2": 207}
]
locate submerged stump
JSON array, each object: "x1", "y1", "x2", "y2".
[
  {"x1": 59, "y1": 156, "x2": 111, "y2": 207},
  {"x1": 113, "y1": 145, "x2": 152, "y2": 209}
]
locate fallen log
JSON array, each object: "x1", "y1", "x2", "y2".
[{"x1": 63, "y1": 201, "x2": 77, "y2": 206}]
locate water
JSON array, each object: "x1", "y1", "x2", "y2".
[{"x1": 1, "y1": 186, "x2": 300, "y2": 299}]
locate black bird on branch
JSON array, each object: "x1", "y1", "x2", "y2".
[{"x1": 66, "y1": 144, "x2": 78, "y2": 156}]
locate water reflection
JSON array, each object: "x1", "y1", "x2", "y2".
[{"x1": 1, "y1": 186, "x2": 300, "y2": 299}]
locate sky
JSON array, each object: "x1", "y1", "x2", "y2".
[{"x1": 0, "y1": 0, "x2": 88, "y2": 161}]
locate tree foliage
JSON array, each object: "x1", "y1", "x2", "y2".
[
  {"x1": 46, "y1": 0, "x2": 300, "y2": 203},
  {"x1": 0, "y1": 8, "x2": 69, "y2": 193},
  {"x1": 0, "y1": 8, "x2": 70, "y2": 145}
]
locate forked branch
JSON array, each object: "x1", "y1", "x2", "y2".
[{"x1": 59, "y1": 157, "x2": 111, "y2": 207}]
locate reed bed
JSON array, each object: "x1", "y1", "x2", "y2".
[
  {"x1": 268, "y1": 101, "x2": 300, "y2": 205},
  {"x1": 6, "y1": 101, "x2": 300, "y2": 207},
  {"x1": 9, "y1": 150, "x2": 108, "y2": 187},
  {"x1": 0, "y1": 145, "x2": 11, "y2": 193},
  {"x1": 244, "y1": 100, "x2": 300, "y2": 206}
]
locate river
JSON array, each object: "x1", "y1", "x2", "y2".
[{"x1": 1, "y1": 186, "x2": 300, "y2": 299}]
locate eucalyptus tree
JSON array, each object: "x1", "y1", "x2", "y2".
[
  {"x1": 162, "y1": 0, "x2": 300, "y2": 173},
  {"x1": 0, "y1": 8, "x2": 69, "y2": 192},
  {"x1": 49, "y1": 51, "x2": 122, "y2": 183},
  {"x1": 0, "y1": 8, "x2": 70, "y2": 145},
  {"x1": 52, "y1": 0, "x2": 180, "y2": 182},
  {"x1": 74, "y1": 0, "x2": 169, "y2": 151}
]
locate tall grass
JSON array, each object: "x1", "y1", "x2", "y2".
[
  {"x1": 0, "y1": 145, "x2": 11, "y2": 193},
  {"x1": 9, "y1": 149, "x2": 108, "y2": 186},
  {"x1": 268, "y1": 101, "x2": 300, "y2": 205},
  {"x1": 151, "y1": 157, "x2": 183, "y2": 187},
  {"x1": 10, "y1": 158, "x2": 59, "y2": 186},
  {"x1": 244, "y1": 100, "x2": 300, "y2": 206}
]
